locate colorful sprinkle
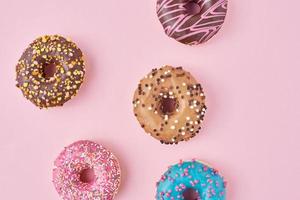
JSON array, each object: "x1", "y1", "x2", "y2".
[
  {"x1": 156, "y1": 160, "x2": 226, "y2": 200},
  {"x1": 52, "y1": 140, "x2": 121, "y2": 200}
]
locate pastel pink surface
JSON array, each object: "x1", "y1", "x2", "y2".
[{"x1": 0, "y1": 0, "x2": 299, "y2": 199}]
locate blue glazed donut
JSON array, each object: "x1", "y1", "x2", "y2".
[{"x1": 156, "y1": 160, "x2": 226, "y2": 200}]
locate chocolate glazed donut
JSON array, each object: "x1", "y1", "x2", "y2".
[
  {"x1": 156, "y1": 0, "x2": 228, "y2": 45},
  {"x1": 16, "y1": 35, "x2": 85, "y2": 108}
]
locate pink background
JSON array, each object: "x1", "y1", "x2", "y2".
[{"x1": 0, "y1": 0, "x2": 299, "y2": 199}]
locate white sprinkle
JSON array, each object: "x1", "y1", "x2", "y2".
[
  {"x1": 148, "y1": 107, "x2": 152, "y2": 110},
  {"x1": 186, "y1": 117, "x2": 190, "y2": 120},
  {"x1": 170, "y1": 125, "x2": 175, "y2": 130},
  {"x1": 174, "y1": 120, "x2": 178, "y2": 123},
  {"x1": 182, "y1": 82, "x2": 186, "y2": 86},
  {"x1": 181, "y1": 132, "x2": 186, "y2": 136}
]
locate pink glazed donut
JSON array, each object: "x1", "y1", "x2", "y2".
[
  {"x1": 52, "y1": 140, "x2": 121, "y2": 200},
  {"x1": 156, "y1": 0, "x2": 228, "y2": 45}
]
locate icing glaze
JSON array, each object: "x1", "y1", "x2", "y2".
[
  {"x1": 52, "y1": 140, "x2": 121, "y2": 200},
  {"x1": 156, "y1": 160, "x2": 226, "y2": 200},
  {"x1": 156, "y1": 0, "x2": 228, "y2": 45}
]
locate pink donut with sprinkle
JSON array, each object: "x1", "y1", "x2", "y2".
[{"x1": 52, "y1": 140, "x2": 121, "y2": 200}]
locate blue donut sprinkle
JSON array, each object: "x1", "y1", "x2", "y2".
[{"x1": 156, "y1": 160, "x2": 226, "y2": 200}]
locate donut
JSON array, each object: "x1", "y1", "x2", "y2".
[
  {"x1": 156, "y1": 0, "x2": 228, "y2": 45},
  {"x1": 156, "y1": 160, "x2": 226, "y2": 200},
  {"x1": 132, "y1": 65, "x2": 206, "y2": 144},
  {"x1": 52, "y1": 140, "x2": 121, "y2": 200},
  {"x1": 16, "y1": 35, "x2": 85, "y2": 108}
]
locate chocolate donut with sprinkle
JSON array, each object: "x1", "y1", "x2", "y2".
[{"x1": 16, "y1": 35, "x2": 85, "y2": 108}]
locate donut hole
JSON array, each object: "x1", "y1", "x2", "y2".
[
  {"x1": 160, "y1": 97, "x2": 178, "y2": 115},
  {"x1": 183, "y1": 188, "x2": 199, "y2": 200},
  {"x1": 79, "y1": 168, "x2": 96, "y2": 184},
  {"x1": 184, "y1": 1, "x2": 201, "y2": 15},
  {"x1": 42, "y1": 61, "x2": 57, "y2": 79}
]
